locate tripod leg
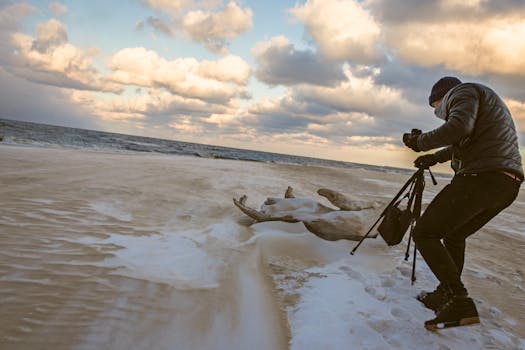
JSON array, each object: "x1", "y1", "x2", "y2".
[
  {"x1": 350, "y1": 169, "x2": 421, "y2": 255},
  {"x1": 410, "y1": 171, "x2": 425, "y2": 284},
  {"x1": 405, "y1": 223, "x2": 414, "y2": 261},
  {"x1": 411, "y1": 244, "x2": 417, "y2": 285},
  {"x1": 350, "y1": 215, "x2": 383, "y2": 255}
]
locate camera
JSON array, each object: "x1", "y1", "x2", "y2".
[
  {"x1": 403, "y1": 129, "x2": 422, "y2": 145},
  {"x1": 411, "y1": 128, "x2": 422, "y2": 136}
]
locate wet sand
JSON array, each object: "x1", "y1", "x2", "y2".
[
  {"x1": 0, "y1": 146, "x2": 291, "y2": 349},
  {"x1": 1, "y1": 145, "x2": 524, "y2": 349}
]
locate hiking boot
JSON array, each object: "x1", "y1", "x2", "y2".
[
  {"x1": 416, "y1": 284, "x2": 451, "y2": 312},
  {"x1": 424, "y1": 296, "x2": 480, "y2": 331}
]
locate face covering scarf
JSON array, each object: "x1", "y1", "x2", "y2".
[{"x1": 434, "y1": 101, "x2": 447, "y2": 121}]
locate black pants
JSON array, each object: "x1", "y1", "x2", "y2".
[{"x1": 412, "y1": 172, "x2": 521, "y2": 292}]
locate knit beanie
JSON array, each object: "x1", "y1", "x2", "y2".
[{"x1": 428, "y1": 76, "x2": 462, "y2": 106}]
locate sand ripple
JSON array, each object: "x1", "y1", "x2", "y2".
[{"x1": 0, "y1": 147, "x2": 289, "y2": 350}]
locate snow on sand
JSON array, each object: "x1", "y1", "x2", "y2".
[{"x1": 1, "y1": 145, "x2": 524, "y2": 349}]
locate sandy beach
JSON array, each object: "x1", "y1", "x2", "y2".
[{"x1": 1, "y1": 145, "x2": 524, "y2": 350}]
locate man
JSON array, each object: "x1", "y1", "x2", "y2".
[{"x1": 402, "y1": 76, "x2": 523, "y2": 330}]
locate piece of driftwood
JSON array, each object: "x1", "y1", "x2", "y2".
[{"x1": 233, "y1": 187, "x2": 382, "y2": 241}]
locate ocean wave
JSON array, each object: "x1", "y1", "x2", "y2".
[{"x1": 0, "y1": 118, "x2": 415, "y2": 175}]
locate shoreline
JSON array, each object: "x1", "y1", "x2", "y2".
[{"x1": 0, "y1": 118, "x2": 455, "y2": 177}]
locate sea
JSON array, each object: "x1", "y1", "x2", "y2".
[{"x1": 0, "y1": 118, "x2": 412, "y2": 174}]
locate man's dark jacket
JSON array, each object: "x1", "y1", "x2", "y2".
[{"x1": 417, "y1": 82, "x2": 524, "y2": 180}]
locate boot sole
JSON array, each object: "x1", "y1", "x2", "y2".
[{"x1": 425, "y1": 316, "x2": 480, "y2": 331}]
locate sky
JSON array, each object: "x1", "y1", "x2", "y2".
[{"x1": 0, "y1": 0, "x2": 524, "y2": 169}]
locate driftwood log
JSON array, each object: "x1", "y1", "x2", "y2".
[{"x1": 233, "y1": 187, "x2": 382, "y2": 241}]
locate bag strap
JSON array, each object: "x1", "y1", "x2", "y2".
[
  {"x1": 405, "y1": 180, "x2": 418, "y2": 212},
  {"x1": 395, "y1": 180, "x2": 415, "y2": 208}
]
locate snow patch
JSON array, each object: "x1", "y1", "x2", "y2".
[{"x1": 103, "y1": 233, "x2": 221, "y2": 289}]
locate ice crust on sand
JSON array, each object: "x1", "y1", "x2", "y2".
[
  {"x1": 103, "y1": 233, "x2": 222, "y2": 289},
  {"x1": 1, "y1": 146, "x2": 524, "y2": 350}
]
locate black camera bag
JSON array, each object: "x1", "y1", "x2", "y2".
[{"x1": 377, "y1": 201, "x2": 413, "y2": 246}]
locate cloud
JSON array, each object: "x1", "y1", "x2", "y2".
[
  {"x1": 146, "y1": 16, "x2": 174, "y2": 37},
  {"x1": 386, "y1": 18, "x2": 525, "y2": 77},
  {"x1": 135, "y1": 20, "x2": 145, "y2": 30},
  {"x1": 245, "y1": 66, "x2": 423, "y2": 148},
  {"x1": 182, "y1": 1, "x2": 252, "y2": 53},
  {"x1": 7, "y1": 19, "x2": 121, "y2": 93},
  {"x1": 251, "y1": 36, "x2": 345, "y2": 87},
  {"x1": 290, "y1": 0, "x2": 383, "y2": 63},
  {"x1": 364, "y1": 0, "x2": 525, "y2": 78},
  {"x1": 108, "y1": 47, "x2": 250, "y2": 103},
  {"x1": 293, "y1": 66, "x2": 419, "y2": 120},
  {"x1": 140, "y1": 1, "x2": 252, "y2": 53},
  {"x1": 70, "y1": 80, "x2": 239, "y2": 124},
  {"x1": 290, "y1": 0, "x2": 525, "y2": 79},
  {"x1": 0, "y1": 3, "x2": 37, "y2": 61},
  {"x1": 0, "y1": 67, "x2": 100, "y2": 129},
  {"x1": 48, "y1": 2, "x2": 68, "y2": 16},
  {"x1": 0, "y1": 3, "x2": 36, "y2": 28},
  {"x1": 144, "y1": 0, "x2": 192, "y2": 13},
  {"x1": 368, "y1": 0, "x2": 525, "y2": 23},
  {"x1": 67, "y1": 87, "x2": 249, "y2": 148},
  {"x1": 135, "y1": 16, "x2": 174, "y2": 38},
  {"x1": 70, "y1": 87, "x2": 236, "y2": 122},
  {"x1": 241, "y1": 102, "x2": 398, "y2": 150},
  {"x1": 506, "y1": 99, "x2": 525, "y2": 133},
  {"x1": 31, "y1": 18, "x2": 68, "y2": 52},
  {"x1": 198, "y1": 55, "x2": 251, "y2": 85}
]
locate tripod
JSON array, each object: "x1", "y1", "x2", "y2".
[{"x1": 350, "y1": 166, "x2": 437, "y2": 284}]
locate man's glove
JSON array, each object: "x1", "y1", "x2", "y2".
[
  {"x1": 414, "y1": 154, "x2": 437, "y2": 168},
  {"x1": 403, "y1": 129, "x2": 422, "y2": 152}
]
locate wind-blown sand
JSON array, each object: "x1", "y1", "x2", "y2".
[{"x1": 1, "y1": 145, "x2": 524, "y2": 350}]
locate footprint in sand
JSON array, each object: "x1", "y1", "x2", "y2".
[
  {"x1": 396, "y1": 266, "x2": 412, "y2": 278},
  {"x1": 364, "y1": 285, "x2": 386, "y2": 301},
  {"x1": 339, "y1": 265, "x2": 364, "y2": 281},
  {"x1": 380, "y1": 276, "x2": 395, "y2": 288},
  {"x1": 390, "y1": 307, "x2": 411, "y2": 321},
  {"x1": 365, "y1": 318, "x2": 402, "y2": 348}
]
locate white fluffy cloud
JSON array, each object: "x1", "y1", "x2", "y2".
[
  {"x1": 145, "y1": 0, "x2": 186, "y2": 11},
  {"x1": 290, "y1": 0, "x2": 382, "y2": 63},
  {"x1": 31, "y1": 18, "x2": 68, "y2": 52},
  {"x1": 387, "y1": 17, "x2": 525, "y2": 77},
  {"x1": 108, "y1": 47, "x2": 250, "y2": 103},
  {"x1": 70, "y1": 88, "x2": 237, "y2": 122},
  {"x1": 182, "y1": 1, "x2": 253, "y2": 53},
  {"x1": 0, "y1": 3, "x2": 37, "y2": 62},
  {"x1": 198, "y1": 55, "x2": 251, "y2": 85},
  {"x1": 8, "y1": 19, "x2": 121, "y2": 93},
  {"x1": 290, "y1": 0, "x2": 525, "y2": 78},
  {"x1": 141, "y1": 1, "x2": 252, "y2": 53},
  {"x1": 294, "y1": 66, "x2": 418, "y2": 119}
]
